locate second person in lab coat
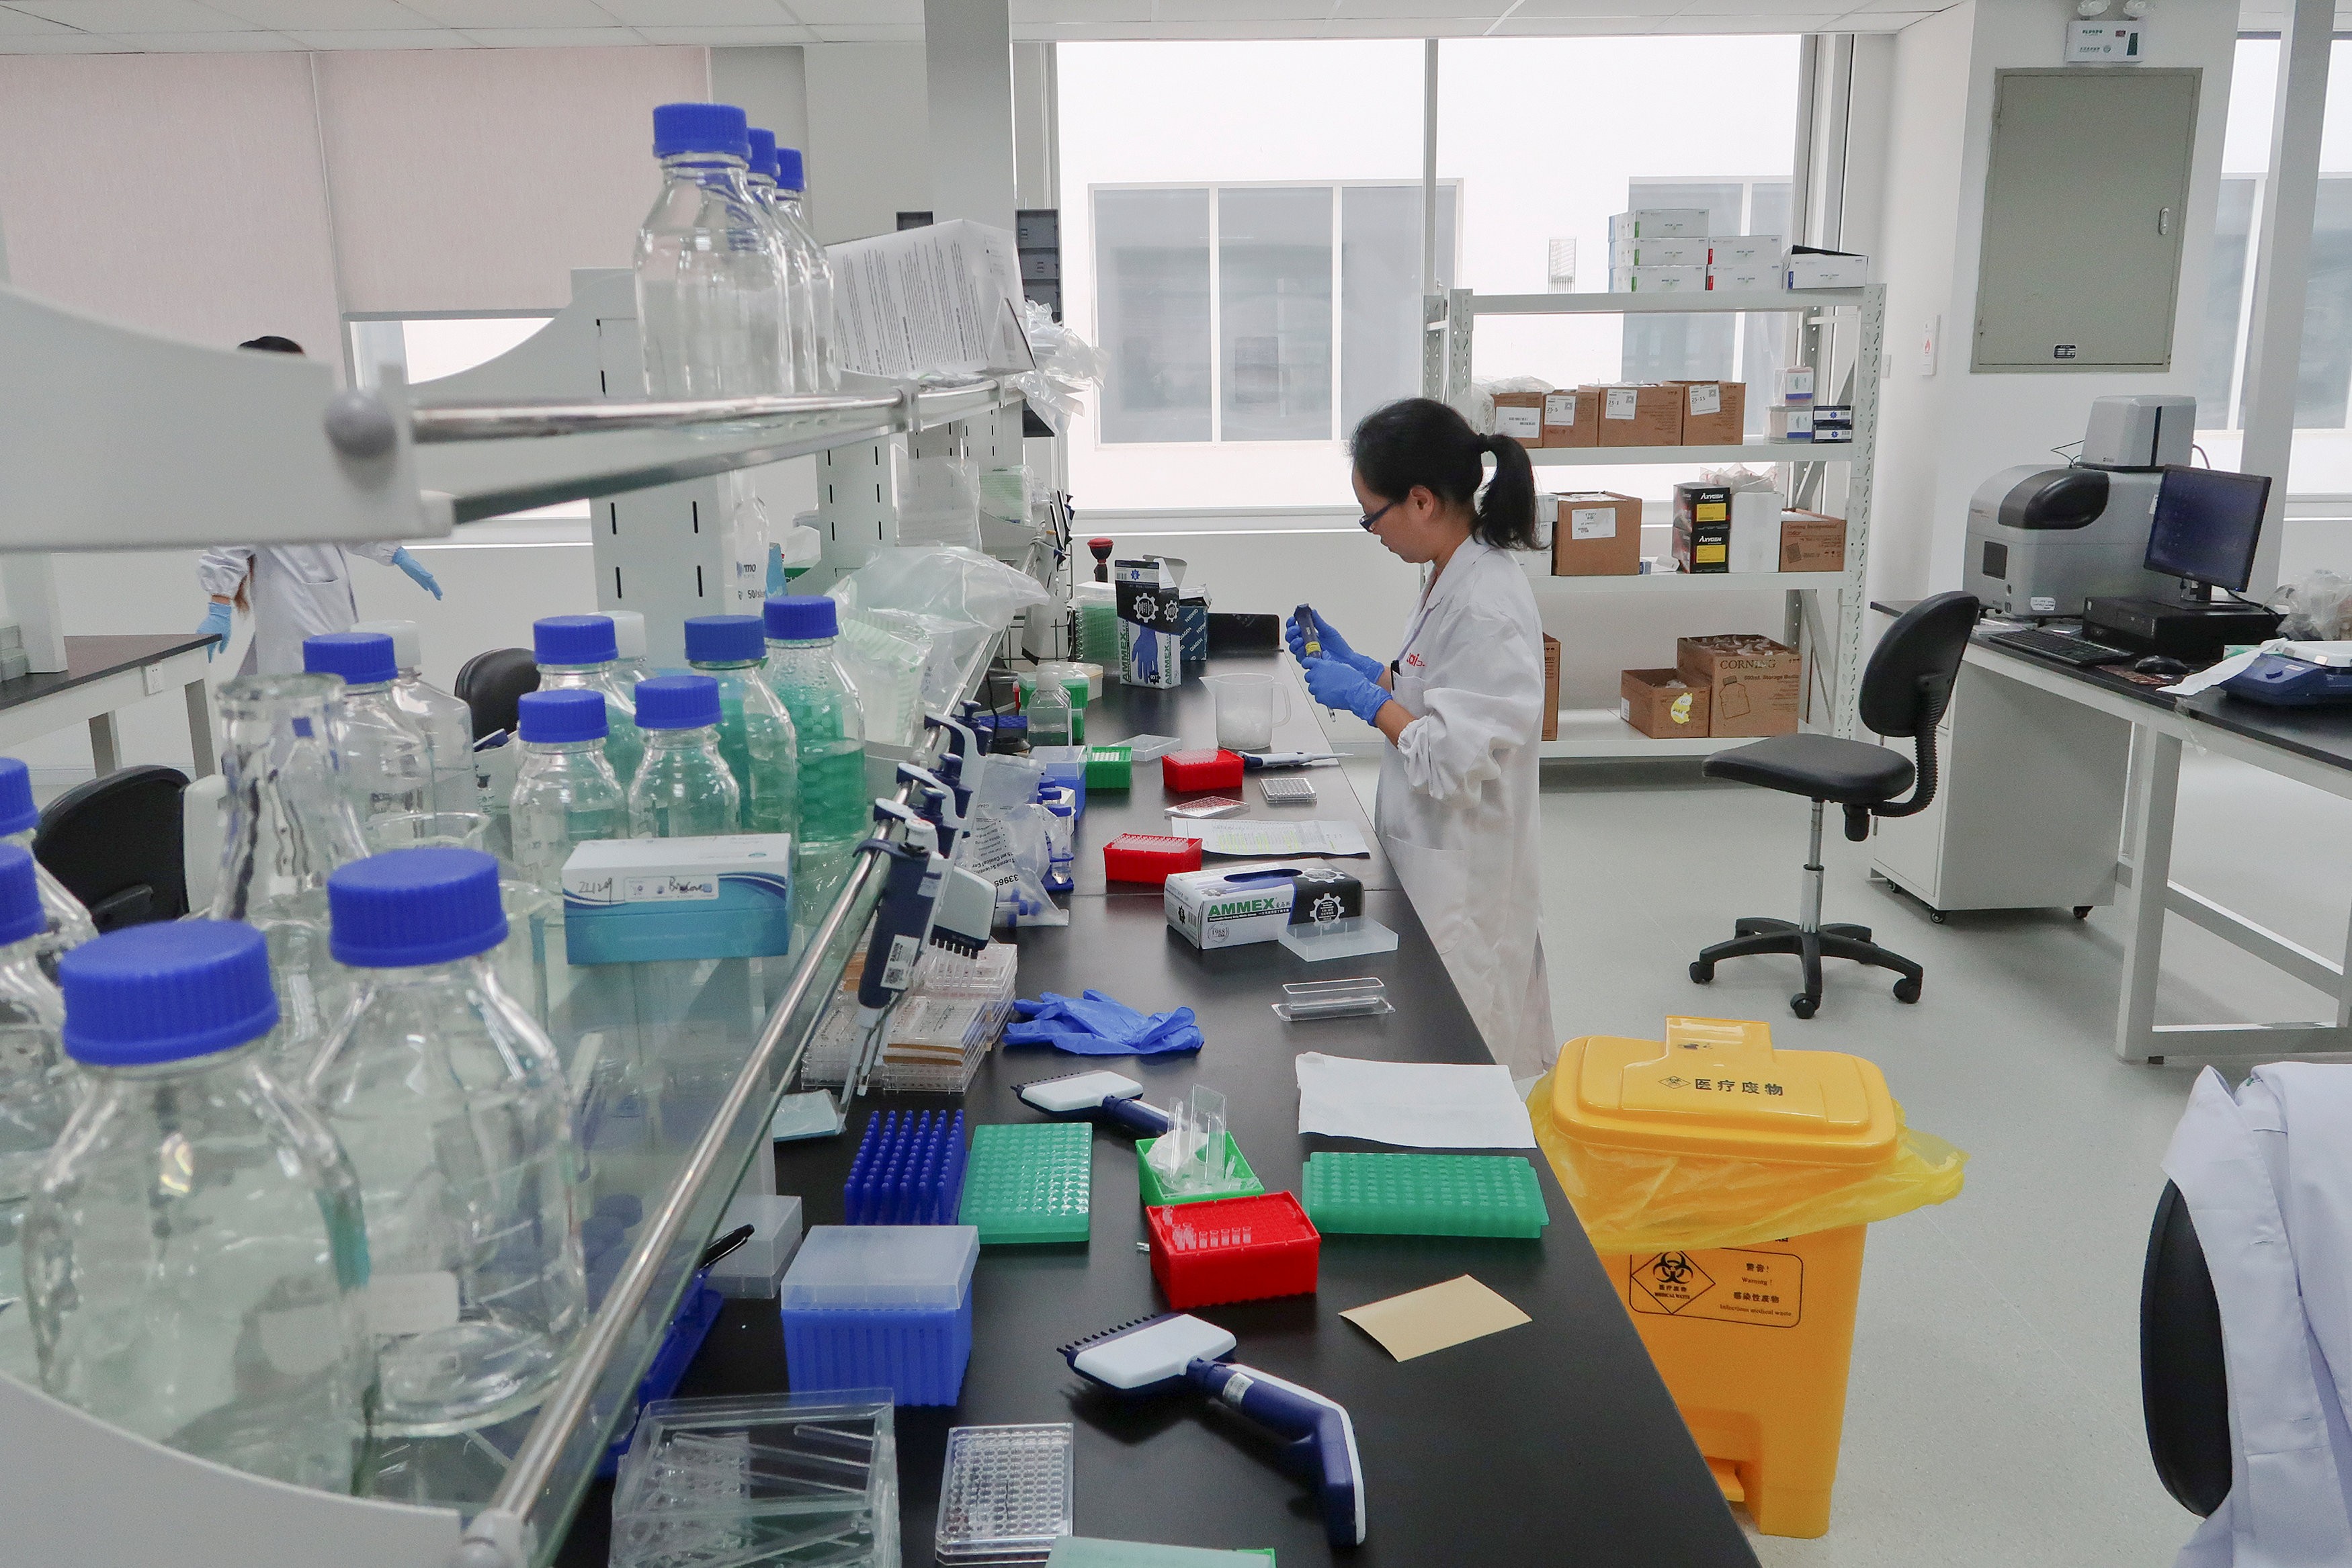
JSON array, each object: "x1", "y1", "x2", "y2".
[
  {"x1": 194, "y1": 335, "x2": 443, "y2": 674},
  {"x1": 1289, "y1": 396, "x2": 1554, "y2": 1078}
]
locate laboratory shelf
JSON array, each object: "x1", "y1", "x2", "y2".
[
  {"x1": 1540, "y1": 708, "x2": 1758, "y2": 761},
  {"x1": 1527, "y1": 441, "x2": 1847, "y2": 466},
  {"x1": 1525, "y1": 568, "x2": 1861, "y2": 596},
  {"x1": 1467, "y1": 288, "x2": 1865, "y2": 316}
]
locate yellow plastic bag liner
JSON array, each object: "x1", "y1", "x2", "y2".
[{"x1": 1529, "y1": 1015, "x2": 1966, "y2": 1254}]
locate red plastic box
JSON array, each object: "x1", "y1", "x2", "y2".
[
  {"x1": 1145, "y1": 1191, "x2": 1320, "y2": 1308},
  {"x1": 1161, "y1": 749, "x2": 1245, "y2": 792},
  {"x1": 1103, "y1": 834, "x2": 1202, "y2": 886}
]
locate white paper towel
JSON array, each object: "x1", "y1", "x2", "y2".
[{"x1": 1294, "y1": 1053, "x2": 1537, "y2": 1149}]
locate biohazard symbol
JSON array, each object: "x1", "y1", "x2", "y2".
[{"x1": 1629, "y1": 1251, "x2": 1716, "y2": 1316}]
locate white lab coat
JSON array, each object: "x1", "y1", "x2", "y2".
[
  {"x1": 198, "y1": 542, "x2": 403, "y2": 677},
  {"x1": 2162, "y1": 1063, "x2": 2352, "y2": 1567},
  {"x1": 1374, "y1": 537, "x2": 1556, "y2": 1078}
]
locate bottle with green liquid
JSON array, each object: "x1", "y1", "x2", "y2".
[
  {"x1": 684, "y1": 614, "x2": 800, "y2": 838},
  {"x1": 761, "y1": 595, "x2": 866, "y2": 902}
]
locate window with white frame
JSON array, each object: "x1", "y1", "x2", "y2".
[{"x1": 1093, "y1": 181, "x2": 1458, "y2": 446}]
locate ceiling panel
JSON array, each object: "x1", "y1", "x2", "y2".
[
  {"x1": 0, "y1": 26, "x2": 131, "y2": 39},
  {"x1": 11, "y1": 0, "x2": 250, "y2": 30},
  {"x1": 1157, "y1": 0, "x2": 1333, "y2": 20},
  {"x1": 1504, "y1": 0, "x2": 1694, "y2": 15},
  {"x1": 106, "y1": 24, "x2": 299, "y2": 40},
  {"x1": 800, "y1": 17, "x2": 917, "y2": 36},
  {"x1": 401, "y1": 0, "x2": 619, "y2": 24},
  {"x1": 282, "y1": 21, "x2": 473, "y2": 39},
  {"x1": 632, "y1": 19, "x2": 809, "y2": 37},
  {"x1": 596, "y1": 0, "x2": 794, "y2": 25},
  {"x1": 210, "y1": 0, "x2": 434, "y2": 27},
  {"x1": 0, "y1": 4, "x2": 82, "y2": 28},
  {"x1": 782, "y1": 0, "x2": 919, "y2": 21},
  {"x1": 458, "y1": 21, "x2": 643, "y2": 38}
]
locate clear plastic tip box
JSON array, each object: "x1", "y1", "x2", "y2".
[{"x1": 781, "y1": 1225, "x2": 981, "y2": 1406}]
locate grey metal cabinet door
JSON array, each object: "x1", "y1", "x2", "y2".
[{"x1": 1972, "y1": 67, "x2": 2201, "y2": 372}]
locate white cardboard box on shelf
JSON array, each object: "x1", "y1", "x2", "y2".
[
  {"x1": 1607, "y1": 208, "x2": 1708, "y2": 239},
  {"x1": 1710, "y1": 235, "x2": 1785, "y2": 267},
  {"x1": 1728, "y1": 490, "x2": 1788, "y2": 574},
  {"x1": 1609, "y1": 265, "x2": 1707, "y2": 293},
  {"x1": 1708, "y1": 263, "x2": 1782, "y2": 292},
  {"x1": 1607, "y1": 236, "x2": 1708, "y2": 268},
  {"x1": 1786, "y1": 249, "x2": 1870, "y2": 288}
]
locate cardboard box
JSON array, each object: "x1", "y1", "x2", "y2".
[
  {"x1": 1670, "y1": 381, "x2": 1747, "y2": 445},
  {"x1": 1780, "y1": 509, "x2": 1848, "y2": 572},
  {"x1": 1673, "y1": 482, "x2": 1732, "y2": 574},
  {"x1": 1810, "y1": 404, "x2": 1854, "y2": 444},
  {"x1": 1608, "y1": 208, "x2": 1708, "y2": 240},
  {"x1": 1490, "y1": 390, "x2": 1546, "y2": 445},
  {"x1": 1677, "y1": 634, "x2": 1801, "y2": 738},
  {"x1": 1710, "y1": 235, "x2": 1785, "y2": 267},
  {"x1": 562, "y1": 836, "x2": 794, "y2": 965},
  {"x1": 1728, "y1": 488, "x2": 1788, "y2": 573},
  {"x1": 1551, "y1": 490, "x2": 1642, "y2": 577},
  {"x1": 1116, "y1": 557, "x2": 1184, "y2": 689},
  {"x1": 1165, "y1": 862, "x2": 1363, "y2": 949},
  {"x1": 1707, "y1": 263, "x2": 1781, "y2": 292},
  {"x1": 1620, "y1": 668, "x2": 1710, "y2": 738},
  {"x1": 1780, "y1": 365, "x2": 1816, "y2": 404},
  {"x1": 1608, "y1": 236, "x2": 1708, "y2": 268},
  {"x1": 1767, "y1": 405, "x2": 1814, "y2": 441},
  {"x1": 1542, "y1": 388, "x2": 1597, "y2": 447},
  {"x1": 1543, "y1": 634, "x2": 1561, "y2": 742},
  {"x1": 1597, "y1": 384, "x2": 1683, "y2": 447},
  {"x1": 1786, "y1": 248, "x2": 1870, "y2": 288},
  {"x1": 1610, "y1": 265, "x2": 1707, "y2": 293}
]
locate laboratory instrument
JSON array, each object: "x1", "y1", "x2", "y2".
[
  {"x1": 304, "y1": 631, "x2": 433, "y2": 825},
  {"x1": 2081, "y1": 466, "x2": 2282, "y2": 660},
  {"x1": 1087, "y1": 537, "x2": 1114, "y2": 582},
  {"x1": 0, "y1": 757, "x2": 95, "y2": 975},
  {"x1": 628, "y1": 674, "x2": 742, "y2": 840},
  {"x1": 0, "y1": 844, "x2": 71, "y2": 1204},
  {"x1": 1060, "y1": 1311, "x2": 1365, "y2": 1546},
  {"x1": 780, "y1": 1225, "x2": 980, "y2": 1405},
  {"x1": 843, "y1": 1109, "x2": 969, "y2": 1225},
  {"x1": 305, "y1": 846, "x2": 585, "y2": 1436},
  {"x1": 534, "y1": 615, "x2": 644, "y2": 785},
  {"x1": 842, "y1": 801, "x2": 997, "y2": 1096},
  {"x1": 2223, "y1": 643, "x2": 2352, "y2": 706},
  {"x1": 763, "y1": 595, "x2": 868, "y2": 901},
  {"x1": 208, "y1": 672, "x2": 373, "y2": 1072},
  {"x1": 933, "y1": 1423, "x2": 1075, "y2": 1566},
  {"x1": 1292, "y1": 605, "x2": 1322, "y2": 658},
  {"x1": 634, "y1": 101, "x2": 788, "y2": 398},
  {"x1": 509, "y1": 689, "x2": 628, "y2": 897},
  {"x1": 1241, "y1": 750, "x2": 1337, "y2": 770},
  {"x1": 1259, "y1": 775, "x2": 1317, "y2": 805},
  {"x1": 352, "y1": 619, "x2": 476, "y2": 813},
  {"x1": 684, "y1": 613, "x2": 800, "y2": 836},
  {"x1": 25, "y1": 921, "x2": 373, "y2": 1493},
  {"x1": 1013, "y1": 1068, "x2": 1173, "y2": 1137}
]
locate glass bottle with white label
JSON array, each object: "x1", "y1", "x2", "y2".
[
  {"x1": 24, "y1": 920, "x2": 375, "y2": 1491},
  {"x1": 304, "y1": 846, "x2": 585, "y2": 1436}
]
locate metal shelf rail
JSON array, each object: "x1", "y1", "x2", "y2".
[{"x1": 1425, "y1": 284, "x2": 1886, "y2": 754}]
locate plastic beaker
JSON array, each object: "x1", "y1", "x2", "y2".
[{"x1": 1206, "y1": 673, "x2": 1291, "y2": 752}]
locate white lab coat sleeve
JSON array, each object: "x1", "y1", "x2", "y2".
[
  {"x1": 347, "y1": 541, "x2": 403, "y2": 568},
  {"x1": 197, "y1": 546, "x2": 255, "y2": 599},
  {"x1": 1392, "y1": 609, "x2": 1545, "y2": 803}
]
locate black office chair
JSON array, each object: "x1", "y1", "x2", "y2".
[
  {"x1": 454, "y1": 647, "x2": 540, "y2": 740},
  {"x1": 1689, "y1": 591, "x2": 1980, "y2": 1017},
  {"x1": 2142, "y1": 1180, "x2": 2231, "y2": 1517},
  {"x1": 34, "y1": 765, "x2": 190, "y2": 930}
]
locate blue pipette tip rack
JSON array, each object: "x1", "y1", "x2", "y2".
[{"x1": 844, "y1": 1109, "x2": 970, "y2": 1225}]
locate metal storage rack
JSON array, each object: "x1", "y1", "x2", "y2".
[
  {"x1": 0, "y1": 277, "x2": 1036, "y2": 1568},
  {"x1": 1425, "y1": 284, "x2": 1886, "y2": 754}
]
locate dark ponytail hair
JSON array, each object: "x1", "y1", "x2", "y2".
[{"x1": 1349, "y1": 396, "x2": 1540, "y2": 552}]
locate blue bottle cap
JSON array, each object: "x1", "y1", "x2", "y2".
[
  {"x1": 652, "y1": 101, "x2": 750, "y2": 161},
  {"x1": 764, "y1": 594, "x2": 837, "y2": 642},
  {"x1": 329, "y1": 847, "x2": 508, "y2": 968},
  {"x1": 517, "y1": 688, "x2": 609, "y2": 744},
  {"x1": 303, "y1": 631, "x2": 398, "y2": 686},
  {"x1": 775, "y1": 146, "x2": 806, "y2": 193},
  {"x1": 535, "y1": 614, "x2": 619, "y2": 666},
  {"x1": 747, "y1": 126, "x2": 778, "y2": 181},
  {"x1": 634, "y1": 674, "x2": 722, "y2": 731},
  {"x1": 685, "y1": 614, "x2": 766, "y2": 665},
  {"x1": 0, "y1": 843, "x2": 41, "y2": 947},
  {"x1": 59, "y1": 921, "x2": 280, "y2": 1067},
  {"x1": 0, "y1": 757, "x2": 34, "y2": 836}
]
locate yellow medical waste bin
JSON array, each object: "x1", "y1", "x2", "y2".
[{"x1": 1531, "y1": 1015, "x2": 1965, "y2": 1539}]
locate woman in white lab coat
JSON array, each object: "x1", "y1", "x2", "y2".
[
  {"x1": 193, "y1": 335, "x2": 442, "y2": 674},
  {"x1": 1289, "y1": 397, "x2": 1554, "y2": 1078}
]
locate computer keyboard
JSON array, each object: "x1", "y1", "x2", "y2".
[{"x1": 1985, "y1": 627, "x2": 2136, "y2": 666}]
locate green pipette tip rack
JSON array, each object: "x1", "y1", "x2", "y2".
[
  {"x1": 1085, "y1": 745, "x2": 1131, "y2": 790},
  {"x1": 1301, "y1": 1152, "x2": 1550, "y2": 1239},
  {"x1": 1135, "y1": 1131, "x2": 1265, "y2": 1208},
  {"x1": 958, "y1": 1121, "x2": 1092, "y2": 1244},
  {"x1": 1045, "y1": 1538, "x2": 1275, "y2": 1566}
]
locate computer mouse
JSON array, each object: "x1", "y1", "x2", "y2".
[{"x1": 2133, "y1": 655, "x2": 2192, "y2": 679}]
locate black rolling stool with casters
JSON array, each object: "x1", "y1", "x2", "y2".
[
  {"x1": 2140, "y1": 1180, "x2": 2231, "y2": 1519},
  {"x1": 1688, "y1": 591, "x2": 1980, "y2": 1018},
  {"x1": 35, "y1": 765, "x2": 191, "y2": 930},
  {"x1": 454, "y1": 647, "x2": 540, "y2": 740}
]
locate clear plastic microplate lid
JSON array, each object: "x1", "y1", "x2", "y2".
[
  {"x1": 780, "y1": 1225, "x2": 980, "y2": 1310},
  {"x1": 1165, "y1": 796, "x2": 1246, "y2": 820},
  {"x1": 933, "y1": 1422, "x2": 1075, "y2": 1563},
  {"x1": 1273, "y1": 977, "x2": 1392, "y2": 1021}
]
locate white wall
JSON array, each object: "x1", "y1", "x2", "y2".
[
  {"x1": 803, "y1": 43, "x2": 933, "y2": 243},
  {"x1": 1866, "y1": 0, "x2": 2242, "y2": 602}
]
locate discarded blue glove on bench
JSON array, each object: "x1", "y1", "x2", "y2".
[{"x1": 1004, "y1": 990, "x2": 1204, "y2": 1056}]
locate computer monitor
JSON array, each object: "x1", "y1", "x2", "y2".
[{"x1": 2144, "y1": 464, "x2": 2271, "y2": 598}]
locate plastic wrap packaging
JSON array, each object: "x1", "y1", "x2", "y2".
[
  {"x1": 1527, "y1": 1070, "x2": 1967, "y2": 1254},
  {"x1": 831, "y1": 546, "x2": 1049, "y2": 707},
  {"x1": 1464, "y1": 376, "x2": 1555, "y2": 437},
  {"x1": 2273, "y1": 568, "x2": 2352, "y2": 641},
  {"x1": 1013, "y1": 300, "x2": 1109, "y2": 434},
  {"x1": 835, "y1": 608, "x2": 935, "y2": 749},
  {"x1": 892, "y1": 450, "x2": 983, "y2": 551},
  {"x1": 957, "y1": 791, "x2": 1066, "y2": 928},
  {"x1": 1699, "y1": 464, "x2": 1780, "y2": 493}
]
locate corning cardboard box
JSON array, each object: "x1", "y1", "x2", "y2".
[
  {"x1": 1597, "y1": 384, "x2": 1683, "y2": 447},
  {"x1": 1781, "y1": 509, "x2": 1848, "y2": 572},
  {"x1": 1543, "y1": 634, "x2": 1561, "y2": 742},
  {"x1": 1677, "y1": 634, "x2": 1801, "y2": 738},
  {"x1": 1551, "y1": 490, "x2": 1642, "y2": 577},
  {"x1": 1620, "y1": 668, "x2": 1710, "y2": 738},
  {"x1": 1673, "y1": 482, "x2": 1732, "y2": 573},
  {"x1": 1490, "y1": 390, "x2": 1546, "y2": 445},
  {"x1": 1669, "y1": 381, "x2": 1747, "y2": 445},
  {"x1": 1542, "y1": 388, "x2": 1596, "y2": 447}
]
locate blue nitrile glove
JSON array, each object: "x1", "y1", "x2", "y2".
[
  {"x1": 1304, "y1": 656, "x2": 1392, "y2": 728},
  {"x1": 197, "y1": 601, "x2": 233, "y2": 662},
  {"x1": 1286, "y1": 607, "x2": 1385, "y2": 682},
  {"x1": 391, "y1": 547, "x2": 442, "y2": 600},
  {"x1": 767, "y1": 542, "x2": 787, "y2": 598},
  {"x1": 1004, "y1": 990, "x2": 1204, "y2": 1056}
]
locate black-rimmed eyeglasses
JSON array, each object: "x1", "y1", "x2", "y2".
[{"x1": 1358, "y1": 501, "x2": 1397, "y2": 532}]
